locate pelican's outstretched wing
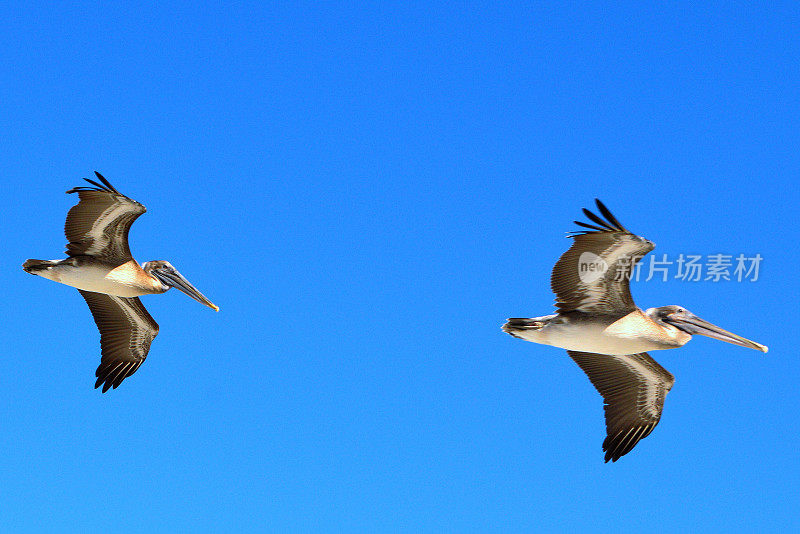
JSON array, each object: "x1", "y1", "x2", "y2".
[
  {"x1": 550, "y1": 199, "x2": 654, "y2": 314},
  {"x1": 567, "y1": 350, "x2": 675, "y2": 462},
  {"x1": 78, "y1": 290, "x2": 159, "y2": 392},
  {"x1": 64, "y1": 172, "x2": 146, "y2": 262}
]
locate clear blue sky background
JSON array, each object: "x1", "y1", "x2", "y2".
[{"x1": 2, "y1": 2, "x2": 798, "y2": 532}]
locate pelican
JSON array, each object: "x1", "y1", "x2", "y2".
[
  {"x1": 23, "y1": 172, "x2": 218, "y2": 392},
  {"x1": 502, "y1": 199, "x2": 767, "y2": 462}
]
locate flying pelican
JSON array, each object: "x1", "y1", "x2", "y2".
[
  {"x1": 502, "y1": 199, "x2": 767, "y2": 462},
  {"x1": 23, "y1": 172, "x2": 218, "y2": 392}
]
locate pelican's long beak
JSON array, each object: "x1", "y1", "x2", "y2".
[
  {"x1": 666, "y1": 312, "x2": 767, "y2": 353},
  {"x1": 153, "y1": 267, "x2": 219, "y2": 312}
]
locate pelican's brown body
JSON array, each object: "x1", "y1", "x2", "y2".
[
  {"x1": 506, "y1": 309, "x2": 691, "y2": 355},
  {"x1": 502, "y1": 199, "x2": 767, "y2": 462},
  {"x1": 23, "y1": 173, "x2": 218, "y2": 392},
  {"x1": 23, "y1": 258, "x2": 166, "y2": 297}
]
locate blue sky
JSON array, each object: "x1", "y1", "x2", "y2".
[{"x1": 2, "y1": 2, "x2": 798, "y2": 532}]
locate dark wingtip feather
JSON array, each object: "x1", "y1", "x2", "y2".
[
  {"x1": 570, "y1": 199, "x2": 629, "y2": 236},
  {"x1": 603, "y1": 445, "x2": 621, "y2": 463},
  {"x1": 83, "y1": 177, "x2": 110, "y2": 191},
  {"x1": 602, "y1": 425, "x2": 652, "y2": 463},
  {"x1": 581, "y1": 207, "x2": 615, "y2": 230},
  {"x1": 594, "y1": 199, "x2": 627, "y2": 231},
  {"x1": 574, "y1": 221, "x2": 608, "y2": 231},
  {"x1": 567, "y1": 221, "x2": 609, "y2": 238},
  {"x1": 93, "y1": 171, "x2": 120, "y2": 193},
  {"x1": 66, "y1": 173, "x2": 119, "y2": 195},
  {"x1": 94, "y1": 360, "x2": 142, "y2": 393}
]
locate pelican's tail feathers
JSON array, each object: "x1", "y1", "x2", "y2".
[
  {"x1": 22, "y1": 259, "x2": 60, "y2": 274},
  {"x1": 502, "y1": 315, "x2": 556, "y2": 340}
]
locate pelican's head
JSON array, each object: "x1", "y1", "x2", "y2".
[
  {"x1": 647, "y1": 305, "x2": 766, "y2": 352},
  {"x1": 142, "y1": 260, "x2": 219, "y2": 312}
]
